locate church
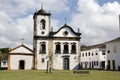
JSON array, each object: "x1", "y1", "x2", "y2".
[{"x1": 33, "y1": 7, "x2": 81, "y2": 70}]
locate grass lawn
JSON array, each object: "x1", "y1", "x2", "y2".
[{"x1": 0, "y1": 70, "x2": 120, "y2": 80}]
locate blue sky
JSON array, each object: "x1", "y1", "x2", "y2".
[{"x1": 0, "y1": 0, "x2": 120, "y2": 48}]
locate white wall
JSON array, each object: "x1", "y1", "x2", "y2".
[
  {"x1": 106, "y1": 40, "x2": 120, "y2": 70},
  {"x1": 10, "y1": 55, "x2": 33, "y2": 70},
  {"x1": 0, "y1": 60, "x2": 8, "y2": 68},
  {"x1": 81, "y1": 48, "x2": 107, "y2": 69}
]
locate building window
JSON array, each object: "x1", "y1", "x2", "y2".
[
  {"x1": 113, "y1": 46, "x2": 117, "y2": 53},
  {"x1": 86, "y1": 52, "x2": 87, "y2": 56},
  {"x1": 82, "y1": 53, "x2": 84, "y2": 57},
  {"x1": 71, "y1": 44, "x2": 76, "y2": 54},
  {"x1": 41, "y1": 58, "x2": 45, "y2": 63},
  {"x1": 63, "y1": 44, "x2": 69, "y2": 54},
  {"x1": 107, "y1": 60, "x2": 111, "y2": 70},
  {"x1": 88, "y1": 52, "x2": 90, "y2": 56},
  {"x1": 40, "y1": 19, "x2": 45, "y2": 29},
  {"x1": 92, "y1": 53, "x2": 94, "y2": 56},
  {"x1": 96, "y1": 61, "x2": 98, "y2": 66},
  {"x1": 107, "y1": 50, "x2": 110, "y2": 54},
  {"x1": 102, "y1": 50, "x2": 106, "y2": 55},
  {"x1": 96, "y1": 53, "x2": 98, "y2": 55},
  {"x1": 55, "y1": 44, "x2": 61, "y2": 54},
  {"x1": 3, "y1": 62, "x2": 6, "y2": 66},
  {"x1": 40, "y1": 43, "x2": 46, "y2": 54}
]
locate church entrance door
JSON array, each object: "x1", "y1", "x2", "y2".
[
  {"x1": 63, "y1": 58, "x2": 69, "y2": 70},
  {"x1": 19, "y1": 60, "x2": 25, "y2": 70}
]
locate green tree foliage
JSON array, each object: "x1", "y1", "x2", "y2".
[{"x1": 0, "y1": 51, "x2": 2, "y2": 60}]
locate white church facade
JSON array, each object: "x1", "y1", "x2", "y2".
[
  {"x1": 33, "y1": 7, "x2": 81, "y2": 70},
  {"x1": 8, "y1": 44, "x2": 34, "y2": 70}
]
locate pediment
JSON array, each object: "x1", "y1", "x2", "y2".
[
  {"x1": 10, "y1": 45, "x2": 33, "y2": 54},
  {"x1": 53, "y1": 25, "x2": 80, "y2": 37}
]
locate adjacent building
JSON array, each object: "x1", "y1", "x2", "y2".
[
  {"x1": 80, "y1": 44, "x2": 107, "y2": 70},
  {"x1": 106, "y1": 37, "x2": 120, "y2": 70}
]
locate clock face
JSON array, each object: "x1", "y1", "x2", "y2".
[{"x1": 63, "y1": 30, "x2": 69, "y2": 36}]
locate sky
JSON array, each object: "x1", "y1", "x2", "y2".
[{"x1": 0, "y1": 0, "x2": 120, "y2": 49}]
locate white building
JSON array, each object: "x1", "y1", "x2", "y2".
[
  {"x1": 0, "y1": 60, "x2": 8, "y2": 69},
  {"x1": 33, "y1": 7, "x2": 81, "y2": 70},
  {"x1": 80, "y1": 44, "x2": 107, "y2": 70},
  {"x1": 8, "y1": 44, "x2": 34, "y2": 70},
  {"x1": 106, "y1": 37, "x2": 120, "y2": 70}
]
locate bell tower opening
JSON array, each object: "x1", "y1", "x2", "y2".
[{"x1": 40, "y1": 19, "x2": 46, "y2": 29}]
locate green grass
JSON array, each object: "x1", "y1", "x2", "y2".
[{"x1": 0, "y1": 70, "x2": 120, "y2": 80}]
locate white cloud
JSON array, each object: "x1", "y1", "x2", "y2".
[
  {"x1": 0, "y1": 0, "x2": 70, "y2": 48},
  {"x1": 70, "y1": 0, "x2": 120, "y2": 45},
  {"x1": 0, "y1": 0, "x2": 70, "y2": 18},
  {"x1": 0, "y1": 0, "x2": 120, "y2": 48},
  {"x1": 0, "y1": 11, "x2": 33, "y2": 48}
]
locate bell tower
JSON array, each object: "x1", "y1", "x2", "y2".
[
  {"x1": 33, "y1": 6, "x2": 51, "y2": 69},
  {"x1": 33, "y1": 6, "x2": 51, "y2": 36}
]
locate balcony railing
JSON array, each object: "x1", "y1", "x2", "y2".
[
  {"x1": 39, "y1": 50, "x2": 46, "y2": 54},
  {"x1": 63, "y1": 50, "x2": 69, "y2": 54},
  {"x1": 71, "y1": 50, "x2": 76, "y2": 54},
  {"x1": 55, "y1": 50, "x2": 61, "y2": 54}
]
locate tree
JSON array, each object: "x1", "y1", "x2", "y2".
[{"x1": 0, "y1": 51, "x2": 2, "y2": 60}]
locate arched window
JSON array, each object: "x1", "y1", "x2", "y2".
[
  {"x1": 63, "y1": 44, "x2": 69, "y2": 54},
  {"x1": 71, "y1": 44, "x2": 76, "y2": 54},
  {"x1": 40, "y1": 43, "x2": 46, "y2": 54},
  {"x1": 40, "y1": 19, "x2": 45, "y2": 29},
  {"x1": 55, "y1": 44, "x2": 61, "y2": 54}
]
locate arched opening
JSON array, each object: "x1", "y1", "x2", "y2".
[
  {"x1": 19, "y1": 60, "x2": 25, "y2": 70},
  {"x1": 55, "y1": 44, "x2": 61, "y2": 54},
  {"x1": 40, "y1": 44, "x2": 46, "y2": 54},
  {"x1": 63, "y1": 44, "x2": 69, "y2": 54},
  {"x1": 71, "y1": 44, "x2": 76, "y2": 54},
  {"x1": 40, "y1": 19, "x2": 45, "y2": 29}
]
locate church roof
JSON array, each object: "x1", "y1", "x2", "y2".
[
  {"x1": 51, "y1": 24, "x2": 81, "y2": 36},
  {"x1": 33, "y1": 7, "x2": 51, "y2": 18},
  {"x1": 9, "y1": 44, "x2": 33, "y2": 53},
  {"x1": 106, "y1": 37, "x2": 120, "y2": 43},
  {"x1": 38, "y1": 8, "x2": 47, "y2": 14}
]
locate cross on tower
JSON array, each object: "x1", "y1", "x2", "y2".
[
  {"x1": 21, "y1": 38, "x2": 25, "y2": 45},
  {"x1": 65, "y1": 18, "x2": 67, "y2": 24}
]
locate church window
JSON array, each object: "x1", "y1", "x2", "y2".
[
  {"x1": 63, "y1": 44, "x2": 69, "y2": 54},
  {"x1": 41, "y1": 58, "x2": 45, "y2": 63},
  {"x1": 40, "y1": 43, "x2": 46, "y2": 54},
  {"x1": 41, "y1": 31, "x2": 45, "y2": 34},
  {"x1": 40, "y1": 19, "x2": 45, "y2": 29},
  {"x1": 71, "y1": 44, "x2": 76, "y2": 54},
  {"x1": 63, "y1": 30, "x2": 69, "y2": 36},
  {"x1": 55, "y1": 44, "x2": 61, "y2": 54}
]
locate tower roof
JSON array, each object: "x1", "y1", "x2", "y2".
[
  {"x1": 37, "y1": 8, "x2": 47, "y2": 14},
  {"x1": 33, "y1": 7, "x2": 51, "y2": 19}
]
